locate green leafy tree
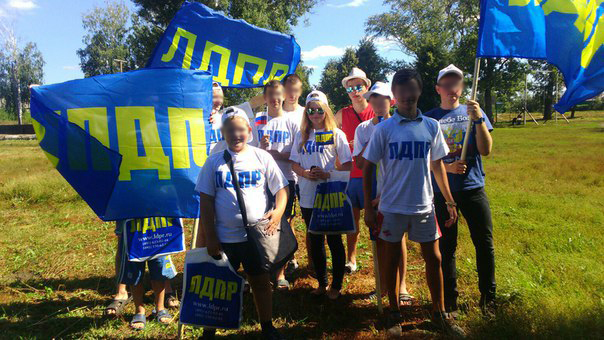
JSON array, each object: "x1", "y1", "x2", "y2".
[
  {"x1": 0, "y1": 23, "x2": 45, "y2": 124},
  {"x1": 77, "y1": 1, "x2": 133, "y2": 76},
  {"x1": 366, "y1": 0, "x2": 527, "y2": 120}
]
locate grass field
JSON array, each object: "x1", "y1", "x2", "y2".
[{"x1": 1, "y1": 112, "x2": 603, "y2": 339}]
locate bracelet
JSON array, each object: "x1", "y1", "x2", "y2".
[{"x1": 445, "y1": 201, "x2": 457, "y2": 207}]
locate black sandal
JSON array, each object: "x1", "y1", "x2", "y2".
[{"x1": 104, "y1": 296, "x2": 132, "y2": 316}]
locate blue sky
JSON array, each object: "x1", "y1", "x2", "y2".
[{"x1": 1, "y1": 0, "x2": 411, "y2": 86}]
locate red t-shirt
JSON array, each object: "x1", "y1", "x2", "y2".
[{"x1": 341, "y1": 104, "x2": 374, "y2": 178}]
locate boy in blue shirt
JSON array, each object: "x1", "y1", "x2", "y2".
[
  {"x1": 363, "y1": 69, "x2": 464, "y2": 337},
  {"x1": 425, "y1": 64, "x2": 496, "y2": 316}
]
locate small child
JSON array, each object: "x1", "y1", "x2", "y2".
[{"x1": 117, "y1": 218, "x2": 177, "y2": 330}]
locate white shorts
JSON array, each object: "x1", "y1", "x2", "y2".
[{"x1": 378, "y1": 209, "x2": 441, "y2": 243}]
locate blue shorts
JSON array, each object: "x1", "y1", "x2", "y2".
[
  {"x1": 118, "y1": 244, "x2": 177, "y2": 286},
  {"x1": 346, "y1": 177, "x2": 377, "y2": 209}
]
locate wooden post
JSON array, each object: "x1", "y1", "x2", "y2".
[{"x1": 460, "y1": 58, "x2": 481, "y2": 161}]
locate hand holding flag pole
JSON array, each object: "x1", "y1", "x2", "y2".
[{"x1": 460, "y1": 58, "x2": 481, "y2": 161}]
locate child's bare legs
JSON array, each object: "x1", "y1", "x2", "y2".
[
  {"x1": 400, "y1": 235, "x2": 410, "y2": 295},
  {"x1": 247, "y1": 273, "x2": 273, "y2": 322},
  {"x1": 130, "y1": 283, "x2": 146, "y2": 329},
  {"x1": 152, "y1": 280, "x2": 171, "y2": 322}
]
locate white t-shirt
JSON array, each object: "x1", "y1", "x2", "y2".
[
  {"x1": 353, "y1": 118, "x2": 384, "y2": 193},
  {"x1": 364, "y1": 111, "x2": 449, "y2": 215},
  {"x1": 209, "y1": 102, "x2": 256, "y2": 154},
  {"x1": 254, "y1": 112, "x2": 299, "y2": 181},
  {"x1": 284, "y1": 105, "x2": 305, "y2": 128},
  {"x1": 195, "y1": 146, "x2": 288, "y2": 243},
  {"x1": 289, "y1": 128, "x2": 352, "y2": 208}
]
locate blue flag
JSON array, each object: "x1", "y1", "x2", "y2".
[
  {"x1": 123, "y1": 218, "x2": 186, "y2": 262},
  {"x1": 147, "y1": 1, "x2": 301, "y2": 88},
  {"x1": 30, "y1": 68, "x2": 213, "y2": 221},
  {"x1": 477, "y1": 0, "x2": 604, "y2": 113}
]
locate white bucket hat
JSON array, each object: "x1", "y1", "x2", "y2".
[
  {"x1": 363, "y1": 81, "x2": 393, "y2": 100},
  {"x1": 341, "y1": 67, "x2": 372, "y2": 89},
  {"x1": 305, "y1": 90, "x2": 329, "y2": 106},
  {"x1": 437, "y1": 64, "x2": 464, "y2": 83}
]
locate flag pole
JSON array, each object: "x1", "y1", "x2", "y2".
[
  {"x1": 460, "y1": 58, "x2": 481, "y2": 161},
  {"x1": 178, "y1": 217, "x2": 201, "y2": 339},
  {"x1": 371, "y1": 240, "x2": 383, "y2": 313}
]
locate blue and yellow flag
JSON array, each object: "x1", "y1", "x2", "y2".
[
  {"x1": 477, "y1": 0, "x2": 604, "y2": 113},
  {"x1": 30, "y1": 68, "x2": 213, "y2": 221},
  {"x1": 147, "y1": 1, "x2": 301, "y2": 88}
]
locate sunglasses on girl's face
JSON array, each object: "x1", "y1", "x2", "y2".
[
  {"x1": 306, "y1": 108, "x2": 325, "y2": 116},
  {"x1": 346, "y1": 85, "x2": 365, "y2": 93}
]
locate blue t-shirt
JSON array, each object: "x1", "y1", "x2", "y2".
[{"x1": 424, "y1": 105, "x2": 493, "y2": 193}]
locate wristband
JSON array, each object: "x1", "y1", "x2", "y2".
[
  {"x1": 445, "y1": 201, "x2": 457, "y2": 207},
  {"x1": 473, "y1": 117, "x2": 485, "y2": 124}
]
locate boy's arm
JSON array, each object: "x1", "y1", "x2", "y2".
[
  {"x1": 199, "y1": 193, "x2": 221, "y2": 256},
  {"x1": 430, "y1": 159, "x2": 458, "y2": 227}
]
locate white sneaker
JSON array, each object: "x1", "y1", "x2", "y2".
[{"x1": 344, "y1": 261, "x2": 357, "y2": 273}]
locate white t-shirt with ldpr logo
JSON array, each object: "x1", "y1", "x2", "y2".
[
  {"x1": 289, "y1": 128, "x2": 352, "y2": 208},
  {"x1": 195, "y1": 146, "x2": 288, "y2": 243},
  {"x1": 255, "y1": 112, "x2": 299, "y2": 181},
  {"x1": 364, "y1": 111, "x2": 449, "y2": 215}
]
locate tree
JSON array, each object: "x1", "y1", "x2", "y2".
[
  {"x1": 129, "y1": 0, "x2": 318, "y2": 106},
  {"x1": 318, "y1": 39, "x2": 392, "y2": 110},
  {"x1": 366, "y1": 0, "x2": 527, "y2": 117},
  {"x1": 77, "y1": 1, "x2": 133, "y2": 77},
  {"x1": 0, "y1": 23, "x2": 45, "y2": 124}
]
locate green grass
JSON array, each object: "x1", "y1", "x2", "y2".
[{"x1": 1, "y1": 112, "x2": 603, "y2": 339}]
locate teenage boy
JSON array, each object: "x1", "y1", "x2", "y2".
[
  {"x1": 197, "y1": 107, "x2": 288, "y2": 339},
  {"x1": 255, "y1": 80, "x2": 299, "y2": 290},
  {"x1": 281, "y1": 73, "x2": 306, "y2": 127},
  {"x1": 352, "y1": 82, "x2": 412, "y2": 306},
  {"x1": 425, "y1": 64, "x2": 496, "y2": 316},
  {"x1": 335, "y1": 67, "x2": 375, "y2": 273},
  {"x1": 362, "y1": 69, "x2": 464, "y2": 337}
]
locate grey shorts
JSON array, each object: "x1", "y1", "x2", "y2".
[{"x1": 379, "y1": 209, "x2": 441, "y2": 243}]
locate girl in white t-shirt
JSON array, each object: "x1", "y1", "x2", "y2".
[
  {"x1": 290, "y1": 91, "x2": 352, "y2": 300},
  {"x1": 195, "y1": 107, "x2": 289, "y2": 339}
]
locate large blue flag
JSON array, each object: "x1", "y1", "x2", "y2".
[
  {"x1": 30, "y1": 68, "x2": 213, "y2": 221},
  {"x1": 147, "y1": 1, "x2": 301, "y2": 88},
  {"x1": 477, "y1": 0, "x2": 604, "y2": 113}
]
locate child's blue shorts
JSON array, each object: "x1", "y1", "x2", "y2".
[{"x1": 118, "y1": 253, "x2": 177, "y2": 286}]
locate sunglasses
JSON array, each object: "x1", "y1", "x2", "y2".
[
  {"x1": 346, "y1": 85, "x2": 365, "y2": 93},
  {"x1": 306, "y1": 108, "x2": 325, "y2": 116}
]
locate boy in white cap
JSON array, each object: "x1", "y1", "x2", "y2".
[
  {"x1": 425, "y1": 64, "x2": 496, "y2": 317},
  {"x1": 196, "y1": 106, "x2": 289, "y2": 339},
  {"x1": 352, "y1": 81, "x2": 413, "y2": 306},
  {"x1": 362, "y1": 68, "x2": 465, "y2": 337},
  {"x1": 335, "y1": 67, "x2": 375, "y2": 273}
]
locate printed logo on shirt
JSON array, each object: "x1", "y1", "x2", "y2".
[
  {"x1": 301, "y1": 141, "x2": 325, "y2": 155},
  {"x1": 209, "y1": 128, "x2": 223, "y2": 144},
  {"x1": 215, "y1": 170, "x2": 263, "y2": 189},
  {"x1": 314, "y1": 131, "x2": 334, "y2": 146},
  {"x1": 441, "y1": 125, "x2": 464, "y2": 159},
  {"x1": 388, "y1": 141, "x2": 431, "y2": 160},
  {"x1": 258, "y1": 129, "x2": 292, "y2": 143}
]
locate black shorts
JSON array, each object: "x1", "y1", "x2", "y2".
[{"x1": 221, "y1": 240, "x2": 266, "y2": 276}]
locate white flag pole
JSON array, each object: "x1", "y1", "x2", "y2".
[{"x1": 460, "y1": 57, "x2": 481, "y2": 161}]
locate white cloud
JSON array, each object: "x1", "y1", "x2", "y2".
[
  {"x1": 306, "y1": 65, "x2": 318, "y2": 70},
  {"x1": 328, "y1": 0, "x2": 368, "y2": 8},
  {"x1": 62, "y1": 65, "x2": 79, "y2": 71},
  {"x1": 7, "y1": 0, "x2": 37, "y2": 10},
  {"x1": 302, "y1": 45, "x2": 345, "y2": 61},
  {"x1": 372, "y1": 36, "x2": 399, "y2": 51}
]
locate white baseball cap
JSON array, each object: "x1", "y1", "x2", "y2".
[
  {"x1": 221, "y1": 106, "x2": 254, "y2": 143},
  {"x1": 437, "y1": 64, "x2": 464, "y2": 83},
  {"x1": 212, "y1": 82, "x2": 223, "y2": 95},
  {"x1": 341, "y1": 67, "x2": 372, "y2": 89},
  {"x1": 363, "y1": 81, "x2": 393, "y2": 100},
  {"x1": 305, "y1": 90, "x2": 329, "y2": 106}
]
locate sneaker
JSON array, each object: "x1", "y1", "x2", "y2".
[
  {"x1": 344, "y1": 261, "x2": 357, "y2": 274},
  {"x1": 285, "y1": 259, "x2": 299, "y2": 276},
  {"x1": 445, "y1": 299, "x2": 460, "y2": 319},
  {"x1": 431, "y1": 311, "x2": 466, "y2": 338},
  {"x1": 480, "y1": 295, "x2": 497, "y2": 317},
  {"x1": 385, "y1": 310, "x2": 403, "y2": 337},
  {"x1": 261, "y1": 325, "x2": 286, "y2": 340}
]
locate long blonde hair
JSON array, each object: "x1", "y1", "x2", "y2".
[{"x1": 299, "y1": 100, "x2": 337, "y2": 152}]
